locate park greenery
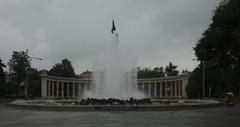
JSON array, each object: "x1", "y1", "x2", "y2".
[
  {"x1": 0, "y1": 58, "x2": 6, "y2": 97},
  {"x1": 187, "y1": 0, "x2": 240, "y2": 98},
  {"x1": 0, "y1": 51, "x2": 42, "y2": 97},
  {"x1": 49, "y1": 58, "x2": 76, "y2": 77},
  {"x1": 137, "y1": 62, "x2": 180, "y2": 78},
  {"x1": 8, "y1": 51, "x2": 31, "y2": 86},
  {"x1": 0, "y1": 51, "x2": 77, "y2": 98},
  {"x1": 1, "y1": 50, "x2": 181, "y2": 98}
]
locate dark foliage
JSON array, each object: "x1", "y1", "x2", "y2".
[
  {"x1": 49, "y1": 58, "x2": 76, "y2": 77},
  {"x1": 0, "y1": 58, "x2": 6, "y2": 97},
  {"x1": 137, "y1": 62, "x2": 180, "y2": 78},
  {"x1": 189, "y1": 0, "x2": 240, "y2": 98},
  {"x1": 165, "y1": 62, "x2": 179, "y2": 76},
  {"x1": 27, "y1": 68, "x2": 41, "y2": 98},
  {"x1": 8, "y1": 51, "x2": 31, "y2": 84},
  {"x1": 137, "y1": 66, "x2": 165, "y2": 78}
]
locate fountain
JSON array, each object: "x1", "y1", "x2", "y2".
[
  {"x1": 84, "y1": 20, "x2": 144, "y2": 99},
  {"x1": 8, "y1": 20, "x2": 222, "y2": 111}
]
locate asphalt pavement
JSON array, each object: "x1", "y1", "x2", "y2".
[{"x1": 0, "y1": 102, "x2": 240, "y2": 127}]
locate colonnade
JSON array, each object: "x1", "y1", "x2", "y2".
[
  {"x1": 137, "y1": 79, "x2": 187, "y2": 98},
  {"x1": 45, "y1": 80, "x2": 91, "y2": 98},
  {"x1": 41, "y1": 71, "x2": 92, "y2": 98},
  {"x1": 41, "y1": 71, "x2": 188, "y2": 98}
]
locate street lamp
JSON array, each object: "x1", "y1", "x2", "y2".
[
  {"x1": 25, "y1": 49, "x2": 42, "y2": 98},
  {"x1": 202, "y1": 60, "x2": 205, "y2": 98}
]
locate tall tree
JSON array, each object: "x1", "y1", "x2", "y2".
[
  {"x1": 165, "y1": 62, "x2": 179, "y2": 76},
  {"x1": 49, "y1": 58, "x2": 76, "y2": 77},
  {"x1": 8, "y1": 51, "x2": 31, "y2": 96},
  {"x1": 189, "y1": 0, "x2": 240, "y2": 97},
  {"x1": 195, "y1": 0, "x2": 240, "y2": 68},
  {"x1": 0, "y1": 58, "x2": 6, "y2": 97},
  {"x1": 186, "y1": 66, "x2": 203, "y2": 98},
  {"x1": 8, "y1": 51, "x2": 31, "y2": 82}
]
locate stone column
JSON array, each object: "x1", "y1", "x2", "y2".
[
  {"x1": 165, "y1": 82, "x2": 168, "y2": 98},
  {"x1": 56, "y1": 81, "x2": 59, "y2": 97},
  {"x1": 182, "y1": 79, "x2": 187, "y2": 98},
  {"x1": 61, "y1": 82, "x2": 64, "y2": 97},
  {"x1": 179, "y1": 80, "x2": 181, "y2": 97},
  {"x1": 143, "y1": 82, "x2": 146, "y2": 95},
  {"x1": 72, "y1": 82, "x2": 75, "y2": 98},
  {"x1": 41, "y1": 78, "x2": 47, "y2": 97},
  {"x1": 67, "y1": 82, "x2": 69, "y2": 97},
  {"x1": 145, "y1": 82, "x2": 148, "y2": 96},
  {"x1": 40, "y1": 70, "x2": 48, "y2": 97},
  {"x1": 154, "y1": 82, "x2": 157, "y2": 97},
  {"x1": 179, "y1": 80, "x2": 182, "y2": 97},
  {"x1": 148, "y1": 82, "x2": 151, "y2": 97},
  {"x1": 170, "y1": 81, "x2": 173, "y2": 97},
  {"x1": 175, "y1": 81, "x2": 177, "y2": 98},
  {"x1": 160, "y1": 82, "x2": 162, "y2": 98},
  {"x1": 172, "y1": 81, "x2": 175, "y2": 97},
  {"x1": 52, "y1": 81, "x2": 55, "y2": 97},
  {"x1": 48, "y1": 81, "x2": 51, "y2": 97},
  {"x1": 79, "y1": 82, "x2": 81, "y2": 97},
  {"x1": 172, "y1": 81, "x2": 174, "y2": 97},
  {"x1": 167, "y1": 81, "x2": 169, "y2": 97}
]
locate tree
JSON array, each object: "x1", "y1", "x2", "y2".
[
  {"x1": 190, "y1": 0, "x2": 240, "y2": 97},
  {"x1": 0, "y1": 58, "x2": 6, "y2": 97},
  {"x1": 137, "y1": 66, "x2": 165, "y2": 78},
  {"x1": 27, "y1": 68, "x2": 41, "y2": 98},
  {"x1": 137, "y1": 67, "x2": 151, "y2": 78},
  {"x1": 49, "y1": 58, "x2": 76, "y2": 77},
  {"x1": 165, "y1": 62, "x2": 179, "y2": 76},
  {"x1": 186, "y1": 66, "x2": 203, "y2": 98},
  {"x1": 195, "y1": 0, "x2": 240, "y2": 68},
  {"x1": 4, "y1": 80, "x2": 18, "y2": 97},
  {"x1": 181, "y1": 69, "x2": 191, "y2": 75},
  {"x1": 152, "y1": 67, "x2": 165, "y2": 78},
  {"x1": 8, "y1": 51, "x2": 31, "y2": 83},
  {"x1": 8, "y1": 51, "x2": 31, "y2": 96}
]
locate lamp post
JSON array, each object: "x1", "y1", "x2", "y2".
[
  {"x1": 25, "y1": 67, "x2": 29, "y2": 97},
  {"x1": 25, "y1": 49, "x2": 42, "y2": 98},
  {"x1": 202, "y1": 60, "x2": 205, "y2": 98},
  {"x1": 193, "y1": 58, "x2": 205, "y2": 99}
]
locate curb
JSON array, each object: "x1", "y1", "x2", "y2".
[{"x1": 6, "y1": 103, "x2": 223, "y2": 112}]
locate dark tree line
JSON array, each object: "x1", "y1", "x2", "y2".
[
  {"x1": 1, "y1": 50, "x2": 182, "y2": 98},
  {"x1": 0, "y1": 50, "x2": 76, "y2": 98},
  {"x1": 137, "y1": 62, "x2": 180, "y2": 78},
  {"x1": 0, "y1": 58, "x2": 6, "y2": 97},
  {"x1": 187, "y1": 0, "x2": 240, "y2": 98},
  {"x1": 7, "y1": 51, "x2": 31, "y2": 97},
  {"x1": 49, "y1": 58, "x2": 76, "y2": 77}
]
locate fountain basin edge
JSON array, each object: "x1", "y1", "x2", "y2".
[{"x1": 7, "y1": 99, "x2": 223, "y2": 111}]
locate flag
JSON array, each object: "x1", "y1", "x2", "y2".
[{"x1": 111, "y1": 19, "x2": 116, "y2": 33}]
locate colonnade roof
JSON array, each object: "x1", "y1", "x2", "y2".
[
  {"x1": 41, "y1": 74, "x2": 189, "y2": 82},
  {"x1": 138, "y1": 75, "x2": 189, "y2": 81}
]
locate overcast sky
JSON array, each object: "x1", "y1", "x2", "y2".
[{"x1": 0, "y1": 0, "x2": 220, "y2": 74}]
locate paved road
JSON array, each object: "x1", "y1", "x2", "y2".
[{"x1": 0, "y1": 103, "x2": 240, "y2": 127}]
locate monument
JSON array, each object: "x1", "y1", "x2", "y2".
[
  {"x1": 9, "y1": 21, "x2": 221, "y2": 111},
  {"x1": 85, "y1": 20, "x2": 144, "y2": 99},
  {"x1": 40, "y1": 20, "x2": 189, "y2": 99}
]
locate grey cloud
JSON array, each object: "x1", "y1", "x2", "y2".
[{"x1": 0, "y1": 0, "x2": 220, "y2": 73}]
